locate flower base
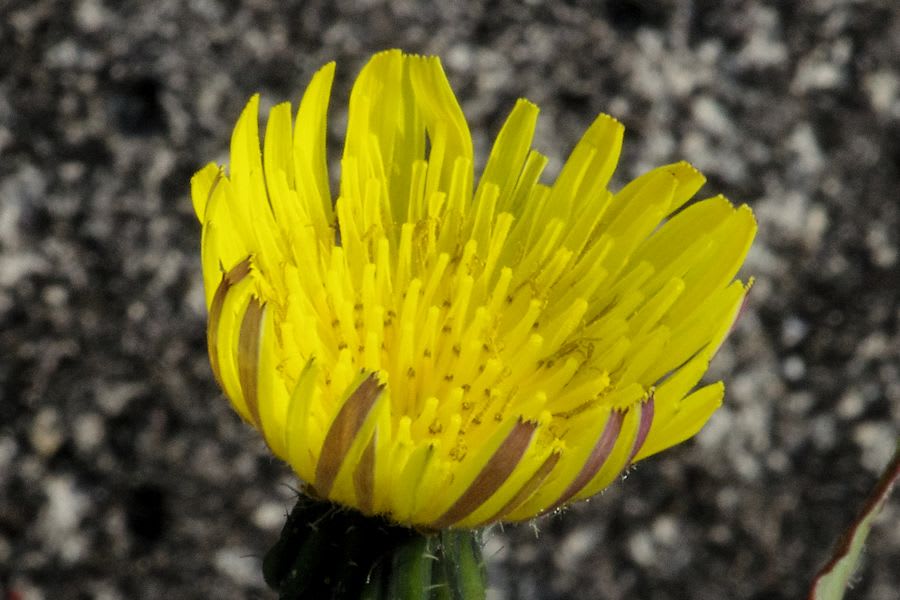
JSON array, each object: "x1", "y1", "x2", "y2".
[{"x1": 264, "y1": 494, "x2": 487, "y2": 600}]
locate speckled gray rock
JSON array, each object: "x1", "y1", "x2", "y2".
[{"x1": 1, "y1": 1, "x2": 898, "y2": 599}]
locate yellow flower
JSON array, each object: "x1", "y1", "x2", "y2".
[{"x1": 191, "y1": 50, "x2": 756, "y2": 529}]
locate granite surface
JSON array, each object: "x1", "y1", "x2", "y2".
[{"x1": 1, "y1": 1, "x2": 898, "y2": 599}]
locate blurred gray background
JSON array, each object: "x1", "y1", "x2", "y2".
[{"x1": 1, "y1": 0, "x2": 898, "y2": 598}]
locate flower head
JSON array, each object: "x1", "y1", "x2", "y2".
[{"x1": 191, "y1": 50, "x2": 755, "y2": 529}]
